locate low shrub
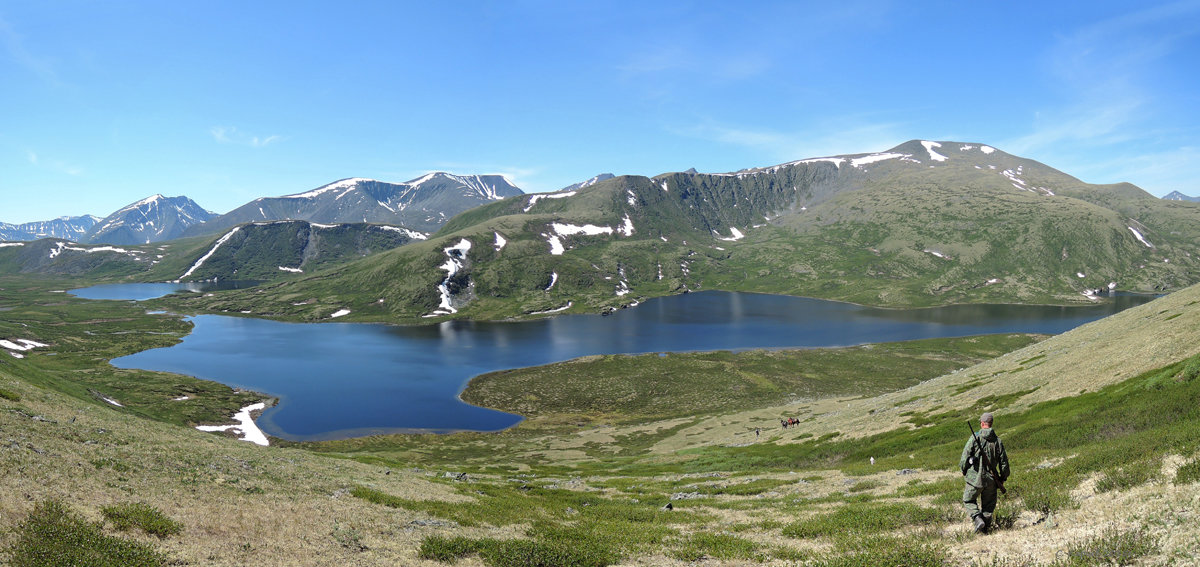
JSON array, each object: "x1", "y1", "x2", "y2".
[
  {"x1": 7, "y1": 500, "x2": 168, "y2": 567},
  {"x1": 101, "y1": 502, "x2": 183, "y2": 538},
  {"x1": 670, "y1": 532, "x2": 759, "y2": 561},
  {"x1": 1174, "y1": 458, "x2": 1200, "y2": 485},
  {"x1": 815, "y1": 536, "x2": 946, "y2": 566},
  {"x1": 782, "y1": 502, "x2": 944, "y2": 539},
  {"x1": 1059, "y1": 526, "x2": 1157, "y2": 566},
  {"x1": 0, "y1": 387, "x2": 20, "y2": 401},
  {"x1": 419, "y1": 535, "x2": 482, "y2": 562}
]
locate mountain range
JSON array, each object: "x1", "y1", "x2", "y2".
[
  {"x1": 182, "y1": 173, "x2": 524, "y2": 238},
  {"x1": 168, "y1": 140, "x2": 1200, "y2": 322},
  {"x1": 2, "y1": 173, "x2": 523, "y2": 245},
  {"x1": 0, "y1": 215, "x2": 101, "y2": 242}
]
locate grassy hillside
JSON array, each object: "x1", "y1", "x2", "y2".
[
  {"x1": 3, "y1": 272, "x2": 1200, "y2": 565},
  {"x1": 161, "y1": 142, "x2": 1200, "y2": 323}
]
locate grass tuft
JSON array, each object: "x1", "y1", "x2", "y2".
[
  {"x1": 0, "y1": 387, "x2": 20, "y2": 401},
  {"x1": 101, "y1": 502, "x2": 182, "y2": 538},
  {"x1": 7, "y1": 500, "x2": 169, "y2": 567}
]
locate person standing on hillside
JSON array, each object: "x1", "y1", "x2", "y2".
[{"x1": 959, "y1": 412, "x2": 1010, "y2": 533}]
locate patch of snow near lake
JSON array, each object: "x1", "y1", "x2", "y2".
[
  {"x1": 494, "y1": 232, "x2": 507, "y2": 251},
  {"x1": 196, "y1": 402, "x2": 269, "y2": 446},
  {"x1": 310, "y1": 223, "x2": 336, "y2": 229},
  {"x1": 850, "y1": 153, "x2": 905, "y2": 168},
  {"x1": 981, "y1": 146, "x2": 996, "y2": 154},
  {"x1": 179, "y1": 226, "x2": 241, "y2": 280},
  {"x1": 716, "y1": 227, "x2": 746, "y2": 241},
  {"x1": 278, "y1": 266, "x2": 303, "y2": 273},
  {"x1": 921, "y1": 141, "x2": 948, "y2": 162},
  {"x1": 924, "y1": 249, "x2": 948, "y2": 259},
  {"x1": 1109, "y1": 282, "x2": 1118, "y2": 290},
  {"x1": 330, "y1": 309, "x2": 351, "y2": 318},
  {"x1": 546, "y1": 272, "x2": 557, "y2": 291},
  {"x1": 523, "y1": 191, "x2": 576, "y2": 212},
  {"x1": 1128, "y1": 226, "x2": 1154, "y2": 247},
  {"x1": 0, "y1": 242, "x2": 24, "y2": 247},
  {"x1": 377, "y1": 225, "x2": 428, "y2": 240},
  {"x1": 530, "y1": 302, "x2": 572, "y2": 315}
]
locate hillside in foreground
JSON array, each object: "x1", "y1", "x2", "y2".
[{"x1": 1, "y1": 272, "x2": 1199, "y2": 564}]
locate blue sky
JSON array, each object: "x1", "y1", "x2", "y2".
[{"x1": 2, "y1": 1, "x2": 1199, "y2": 223}]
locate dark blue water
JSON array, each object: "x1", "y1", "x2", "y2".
[{"x1": 104, "y1": 290, "x2": 1156, "y2": 441}]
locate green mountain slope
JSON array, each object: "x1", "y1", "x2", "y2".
[{"x1": 169, "y1": 141, "x2": 1200, "y2": 322}]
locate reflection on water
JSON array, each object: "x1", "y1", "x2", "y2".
[{"x1": 104, "y1": 290, "x2": 1157, "y2": 441}]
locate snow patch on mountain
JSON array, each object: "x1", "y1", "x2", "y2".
[
  {"x1": 619, "y1": 215, "x2": 635, "y2": 237},
  {"x1": 850, "y1": 153, "x2": 906, "y2": 168},
  {"x1": 546, "y1": 272, "x2": 557, "y2": 291},
  {"x1": 524, "y1": 191, "x2": 576, "y2": 212},
  {"x1": 426, "y1": 238, "x2": 473, "y2": 317},
  {"x1": 715, "y1": 227, "x2": 746, "y2": 241},
  {"x1": 1128, "y1": 226, "x2": 1154, "y2": 248},
  {"x1": 376, "y1": 225, "x2": 428, "y2": 240},
  {"x1": 981, "y1": 146, "x2": 996, "y2": 154},
  {"x1": 288, "y1": 178, "x2": 373, "y2": 199},
  {"x1": 921, "y1": 141, "x2": 948, "y2": 162},
  {"x1": 179, "y1": 227, "x2": 241, "y2": 280},
  {"x1": 279, "y1": 266, "x2": 303, "y2": 273},
  {"x1": 494, "y1": 232, "x2": 507, "y2": 251}
]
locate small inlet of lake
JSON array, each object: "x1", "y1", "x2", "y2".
[{"x1": 76, "y1": 285, "x2": 1156, "y2": 441}]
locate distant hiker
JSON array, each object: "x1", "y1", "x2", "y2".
[
  {"x1": 870, "y1": 456, "x2": 875, "y2": 466},
  {"x1": 755, "y1": 428, "x2": 760, "y2": 438},
  {"x1": 959, "y1": 412, "x2": 1010, "y2": 534},
  {"x1": 781, "y1": 419, "x2": 788, "y2": 429}
]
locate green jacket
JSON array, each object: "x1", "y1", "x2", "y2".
[{"x1": 959, "y1": 427, "x2": 1010, "y2": 488}]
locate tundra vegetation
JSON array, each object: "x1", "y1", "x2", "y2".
[{"x1": 3, "y1": 269, "x2": 1200, "y2": 566}]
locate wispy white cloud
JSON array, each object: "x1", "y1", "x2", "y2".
[
  {"x1": 210, "y1": 126, "x2": 283, "y2": 148},
  {"x1": 25, "y1": 150, "x2": 82, "y2": 176},
  {"x1": 1005, "y1": 2, "x2": 1200, "y2": 178},
  {"x1": 0, "y1": 16, "x2": 58, "y2": 83}
]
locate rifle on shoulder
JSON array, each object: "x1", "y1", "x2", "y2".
[{"x1": 967, "y1": 420, "x2": 1006, "y2": 495}]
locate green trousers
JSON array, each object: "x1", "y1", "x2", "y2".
[{"x1": 963, "y1": 483, "x2": 997, "y2": 520}]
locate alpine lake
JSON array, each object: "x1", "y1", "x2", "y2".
[{"x1": 71, "y1": 284, "x2": 1156, "y2": 441}]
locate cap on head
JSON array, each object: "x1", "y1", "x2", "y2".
[{"x1": 980, "y1": 412, "x2": 994, "y2": 425}]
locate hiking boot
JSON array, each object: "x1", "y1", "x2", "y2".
[
  {"x1": 973, "y1": 515, "x2": 987, "y2": 533},
  {"x1": 982, "y1": 513, "x2": 993, "y2": 533}
]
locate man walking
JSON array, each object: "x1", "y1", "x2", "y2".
[{"x1": 959, "y1": 412, "x2": 1010, "y2": 533}]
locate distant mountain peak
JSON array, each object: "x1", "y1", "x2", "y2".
[
  {"x1": 84, "y1": 195, "x2": 216, "y2": 245},
  {"x1": 1163, "y1": 191, "x2": 1199, "y2": 202}
]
